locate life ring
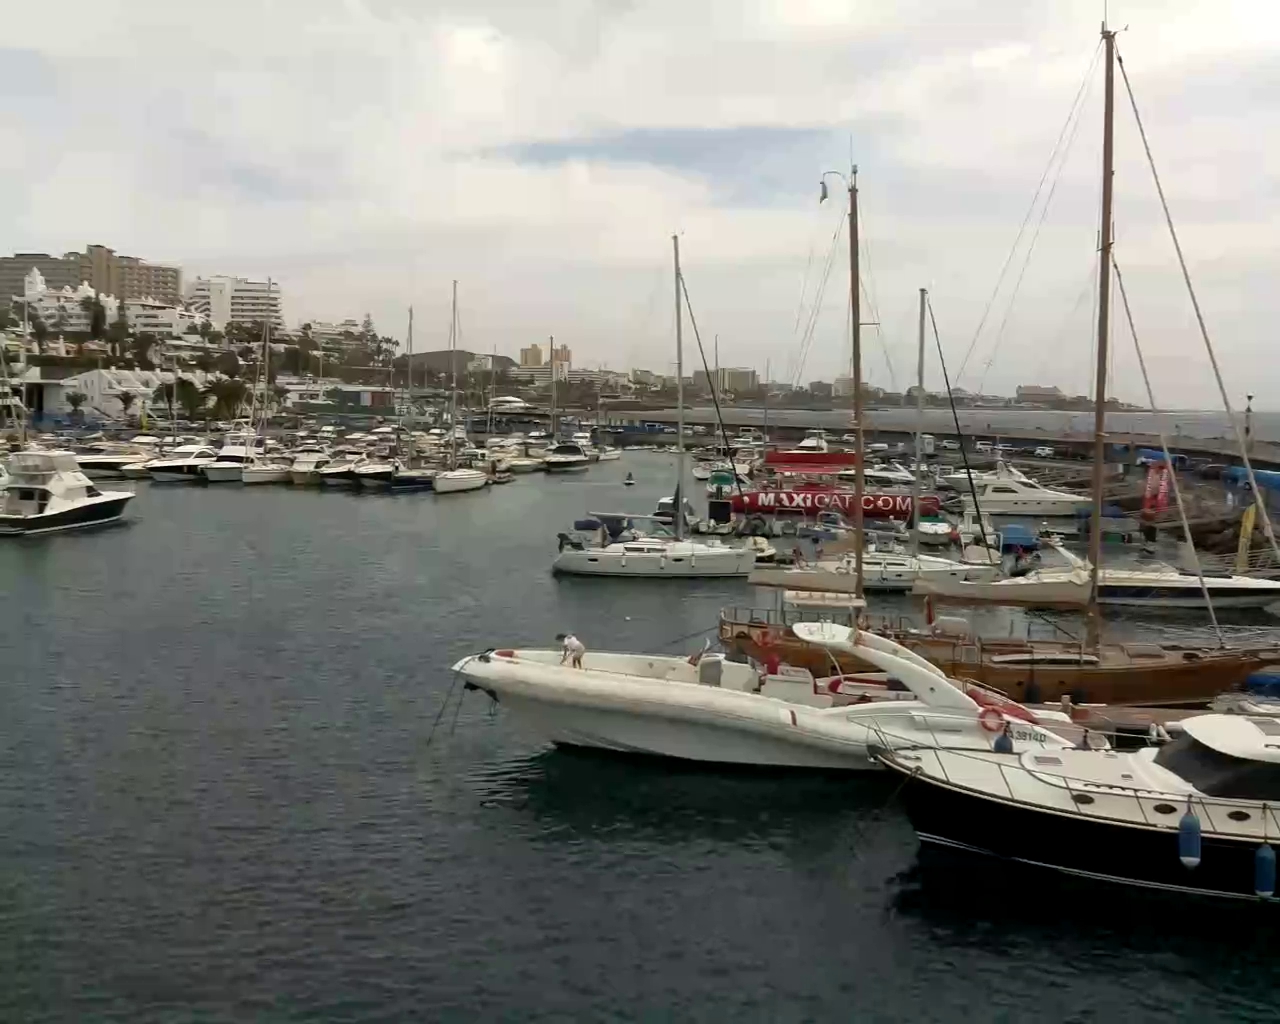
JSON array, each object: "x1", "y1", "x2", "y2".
[{"x1": 978, "y1": 707, "x2": 1004, "y2": 733}]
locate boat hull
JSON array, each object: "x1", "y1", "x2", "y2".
[
  {"x1": 718, "y1": 612, "x2": 1280, "y2": 707},
  {"x1": 0, "y1": 493, "x2": 133, "y2": 536},
  {"x1": 242, "y1": 467, "x2": 291, "y2": 485},
  {"x1": 200, "y1": 463, "x2": 243, "y2": 483},
  {"x1": 887, "y1": 755, "x2": 1279, "y2": 903},
  {"x1": 148, "y1": 464, "x2": 211, "y2": 483},
  {"x1": 290, "y1": 470, "x2": 321, "y2": 486},
  {"x1": 553, "y1": 547, "x2": 753, "y2": 577},
  {"x1": 544, "y1": 459, "x2": 590, "y2": 473},
  {"x1": 434, "y1": 470, "x2": 488, "y2": 494}
]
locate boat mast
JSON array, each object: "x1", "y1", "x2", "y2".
[
  {"x1": 402, "y1": 305, "x2": 412, "y2": 434},
  {"x1": 673, "y1": 232, "x2": 686, "y2": 543},
  {"x1": 912, "y1": 287, "x2": 926, "y2": 559},
  {"x1": 548, "y1": 334, "x2": 557, "y2": 439},
  {"x1": 848, "y1": 170, "x2": 865, "y2": 598},
  {"x1": 1088, "y1": 25, "x2": 1117, "y2": 643},
  {"x1": 449, "y1": 280, "x2": 458, "y2": 471}
]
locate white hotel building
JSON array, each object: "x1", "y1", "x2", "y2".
[{"x1": 186, "y1": 276, "x2": 283, "y2": 331}]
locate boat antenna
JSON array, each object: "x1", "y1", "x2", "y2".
[
  {"x1": 912, "y1": 287, "x2": 926, "y2": 559},
  {"x1": 1086, "y1": 24, "x2": 1117, "y2": 648}
]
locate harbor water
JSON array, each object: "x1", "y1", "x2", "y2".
[{"x1": 5, "y1": 455, "x2": 1280, "y2": 1021}]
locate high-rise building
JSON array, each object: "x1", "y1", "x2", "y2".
[
  {"x1": 519, "y1": 342, "x2": 544, "y2": 367},
  {"x1": 694, "y1": 367, "x2": 758, "y2": 394},
  {"x1": 0, "y1": 244, "x2": 182, "y2": 306},
  {"x1": 550, "y1": 343, "x2": 571, "y2": 369},
  {"x1": 186, "y1": 276, "x2": 283, "y2": 330}
]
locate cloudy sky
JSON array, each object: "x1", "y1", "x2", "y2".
[{"x1": 4, "y1": 0, "x2": 1278, "y2": 406}]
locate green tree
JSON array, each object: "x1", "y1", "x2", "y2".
[
  {"x1": 203, "y1": 378, "x2": 249, "y2": 420},
  {"x1": 184, "y1": 321, "x2": 201, "y2": 336},
  {"x1": 214, "y1": 351, "x2": 241, "y2": 378},
  {"x1": 88, "y1": 295, "x2": 107, "y2": 346},
  {"x1": 271, "y1": 384, "x2": 290, "y2": 412},
  {"x1": 66, "y1": 391, "x2": 88, "y2": 411},
  {"x1": 106, "y1": 305, "x2": 130, "y2": 357},
  {"x1": 0, "y1": 305, "x2": 13, "y2": 331},
  {"x1": 131, "y1": 332, "x2": 158, "y2": 369},
  {"x1": 176, "y1": 378, "x2": 204, "y2": 420},
  {"x1": 117, "y1": 391, "x2": 137, "y2": 418}
]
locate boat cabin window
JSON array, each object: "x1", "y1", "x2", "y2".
[
  {"x1": 1154, "y1": 733, "x2": 1280, "y2": 801},
  {"x1": 989, "y1": 485, "x2": 1018, "y2": 494}
]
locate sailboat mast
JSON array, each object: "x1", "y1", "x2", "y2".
[
  {"x1": 673, "y1": 233, "x2": 686, "y2": 542},
  {"x1": 1088, "y1": 26, "x2": 1117, "y2": 636},
  {"x1": 849, "y1": 170, "x2": 865, "y2": 599},
  {"x1": 449, "y1": 280, "x2": 458, "y2": 469},
  {"x1": 912, "y1": 287, "x2": 927, "y2": 559},
  {"x1": 549, "y1": 334, "x2": 557, "y2": 438}
]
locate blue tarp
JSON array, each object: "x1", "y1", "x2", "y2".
[{"x1": 1224, "y1": 466, "x2": 1280, "y2": 490}]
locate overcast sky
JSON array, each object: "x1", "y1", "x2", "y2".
[{"x1": 5, "y1": 1, "x2": 1278, "y2": 406}]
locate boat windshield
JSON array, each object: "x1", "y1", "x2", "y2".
[{"x1": 1153, "y1": 733, "x2": 1280, "y2": 800}]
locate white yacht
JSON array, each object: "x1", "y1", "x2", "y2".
[
  {"x1": 241, "y1": 458, "x2": 293, "y2": 485},
  {"x1": 289, "y1": 449, "x2": 331, "y2": 486},
  {"x1": 74, "y1": 439, "x2": 163, "y2": 479},
  {"x1": 147, "y1": 444, "x2": 218, "y2": 483},
  {"x1": 754, "y1": 549, "x2": 1000, "y2": 593},
  {"x1": 434, "y1": 466, "x2": 489, "y2": 494},
  {"x1": 0, "y1": 450, "x2": 134, "y2": 535},
  {"x1": 201, "y1": 432, "x2": 262, "y2": 483},
  {"x1": 595, "y1": 445, "x2": 621, "y2": 462},
  {"x1": 317, "y1": 452, "x2": 367, "y2": 487},
  {"x1": 552, "y1": 532, "x2": 756, "y2": 577},
  {"x1": 940, "y1": 460, "x2": 1032, "y2": 490},
  {"x1": 450, "y1": 624, "x2": 1077, "y2": 770},
  {"x1": 544, "y1": 442, "x2": 592, "y2": 473},
  {"x1": 794, "y1": 429, "x2": 829, "y2": 452}
]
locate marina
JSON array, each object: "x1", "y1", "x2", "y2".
[{"x1": 8, "y1": 10, "x2": 1280, "y2": 1021}]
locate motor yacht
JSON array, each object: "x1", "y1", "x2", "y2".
[
  {"x1": 289, "y1": 449, "x2": 331, "y2": 485},
  {"x1": 0, "y1": 450, "x2": 134, "y2": 535},
  {"x1": 544, "y1": 442, "x2": 592, "y2": 473},
  {"x1": 146, "y1": 444, "x2": 218, "y2": 483},
  {"x1": 201, "y1": 432, "x2": 264, "y2": 483}
]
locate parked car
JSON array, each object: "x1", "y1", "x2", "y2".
[
  {"x1": 974, "y1": 441, "x2": 993, "y2": 453},
  {"x1": 867, "y1": 442, "x2": 890, "y2": 453},
  {"x1": 1034, "y1": 446, "x2": 1055, "y2": 457},
  {"x1": 995, "y1": 443, "x2": 1016, "y2": 453},
  {"x1": 939, "y1": 439, "x2": 961, "y2": 450}
]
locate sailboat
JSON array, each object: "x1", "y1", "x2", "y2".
[
  {"x1": 434, "y1": 280, "x2": 488, "y2": 495},
  {"x1": 241, "y1": 306, "x2": 292, "y2": 484},
  {"x1": 550, "y1": 236, "x2": 755, "y2": 578},
  {"x1": 725, "y1": 28, "x2": 1280, "y2": 706}
]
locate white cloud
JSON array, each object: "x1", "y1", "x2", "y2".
[{"x1": 2, "y1": 0, "x2": 1278, "y2": 405}]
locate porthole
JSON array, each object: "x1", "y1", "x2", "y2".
[
  {"x1": 1071, "y1": 793, "x2": 1095, "y2": 805},
  {"x1": 1152, "y1": 803, "x2": 1177, "y2": 814},
  {"x1": 1228, "y1": 810, "x2": 1252, "y2": 822}
]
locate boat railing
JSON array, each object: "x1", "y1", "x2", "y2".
[
  {"x1": 720, "y1": 605, "x2": 861, "y2": 630},
  {"x1": 870, "y1": 721, "x2": 1280, "y2": 840}
]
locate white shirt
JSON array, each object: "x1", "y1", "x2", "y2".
[{"x1": 561, "y1": 634, "x2": 585, "y2": 657}]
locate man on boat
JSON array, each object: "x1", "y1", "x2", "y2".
[{"x1": 558, "y1": 632, "x2": 586, "y2": 668}]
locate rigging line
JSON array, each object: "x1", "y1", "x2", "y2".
[
  {"x1": 856, "y1": 203, "x2": 897, "y2": 391},
  {"x1": 679, "y1": 269, "x2": 746, "y2": 500},
  {"x1": 1115, "y1": 42, "x2": 1280, "y2": 568},
  {"x1": 792, "y1": 200, "x2": 831, "y2": 336},
  {"x1": 1112, "y1": 254, "x2": 1223, "y2": 645},
  {"x1": 976, "y1": 65, "x2": 1095, "y2": 394},
  {"x1": 957, "y1": 39, "x2": 1104, "y2": 383},
  {"x1": 785, "y1": 203, "x2": 844, "y2": 383},
  {"x1": 926, "y1": 295, "x2": 993, "y2": 553},
  {"x1": 789, "y1": 212, "x2": 845, "y2": 387}
]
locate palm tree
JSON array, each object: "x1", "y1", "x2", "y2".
[
  {"x1": 203, "y1": 379, "x2": 249, "y2": 420},
  {"x1": 66, "y1": 391, "x2": 88, "y2": 422}
]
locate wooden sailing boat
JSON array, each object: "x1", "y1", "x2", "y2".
[{"x1": 720, "y1": 34, "x2": 1280, "y2": 706}]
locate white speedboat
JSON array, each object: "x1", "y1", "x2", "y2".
[
  {"x1": 74, "y1": 440, "x2": 163, "y2": 479},
  {"x1": 544, "y1": 443, "x2": 592, "y2": 473},
  {"x1": 0, "y1": 450, "x2": 134, "y2": 535},
  {"x1": 352, "y1": 460, "x2": 399, "y2": 489},
  {"x1": 761, "y1": 549, "x2": 999, "y2": 592},
  {"x1": 146, "y1": 445, "x2": 218, "y2": 483},
  {"x1": 450, "y1": 625, "x2": 1077, "y2": 770},
  {"x1": 434, "y1": 467, "x2": 489, "y2": 494},
  {"x1": 241, "y1": 459, "x2": 293, "y2": 485},
  {"x1": 595, "y1": 446, "x2": 621, "y2": 462},
  {"x1": 201, "y1": 431, "x2": 262, "y2": 483},
  {"x1": 552, "y1": 535, "x2": 756, "y2": 577},
  {"x1": 506, "y1": 457, "x2": 544, "y2": 473},
  {"x1": 289, "y1": 449, "x2": 331, "y2": 485},
  {"x1": 317, "y1": 453, "x2": 367, "y2": 487},
  {"x1": 940, "y1": 461, "x2": 1032, "y2": 490},
  {"x1": 794, "y1": 429, "x2": 829, "y2": 452}
]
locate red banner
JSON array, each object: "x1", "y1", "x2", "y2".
[
  {"x1": 729, "y1": 489, "x2": 939, "y2": 520},
  {"x1": 763, "y1": 450, "x2": 858, "y2": 470},
  {"x1": 1142, "y1": 463, "x2": 1170, "y2": 515}
]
